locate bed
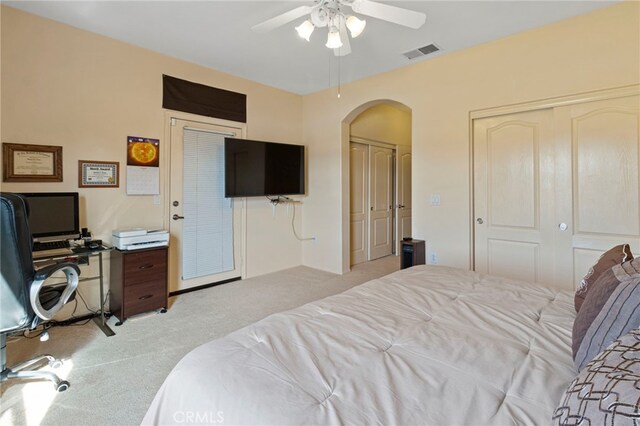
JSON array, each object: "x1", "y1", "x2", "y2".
[{"x1": 142, "y1": 265, "x2": 577, "y2": 425}]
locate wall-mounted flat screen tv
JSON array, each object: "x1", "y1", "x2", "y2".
[{"x1": 224, "y1": 138, "x2": 305, "y2": 198}]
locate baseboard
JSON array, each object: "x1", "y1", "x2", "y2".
[{"x1": 169, "y1": 276, "x2": 241, "y2": 297}]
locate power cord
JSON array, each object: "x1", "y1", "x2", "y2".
[
  {"x1": 265, "y1": 196, "x2": 316, "y2": 242},
  {"x1": 6, "y1": 286, "x2": 113, "y2": 346},
  {"x1": 290, "y1": 201, "x2": 315, "y2": 242}
]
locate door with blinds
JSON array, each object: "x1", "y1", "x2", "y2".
[{"x1": 169, "y1": 118, "x2": 244, "y2": 293}]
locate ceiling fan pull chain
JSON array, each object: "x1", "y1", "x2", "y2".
[{"x1": 338, "y1": 52, "x2": 341, "y2": 98}]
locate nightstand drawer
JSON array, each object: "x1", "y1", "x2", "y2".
[
  {"x1": 123, "y1": 280, "x2": 166, "y2": 318},
  {"x1": 123, "y1": 250, "x2": 167, "y2": 285}
]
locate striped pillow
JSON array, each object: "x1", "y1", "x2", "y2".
[{"x1": 573, "y1": 257, "x2": 640, "y2": 371}]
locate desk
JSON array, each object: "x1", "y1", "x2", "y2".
[{"x1": 33, "y1": 244, "x2": 115, "y2": 337}]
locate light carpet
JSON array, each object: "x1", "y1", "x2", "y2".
[{"x1": 0, "y1": 256, "x2": 399, "y2": 426}]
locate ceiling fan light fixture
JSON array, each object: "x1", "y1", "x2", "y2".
[
  {"x1": 326, "y1": 27, "x2": 343, "y2": 49},
  {"x1": 295, "y1": 20, "x2": 315, "y2": 41},
  {"x1": 345, "y1": 15, "x2": 366, "y2": 38}
]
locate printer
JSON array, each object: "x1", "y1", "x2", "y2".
[{"x1": 111, "y1": 228, "x2": 169, "y2": 251}]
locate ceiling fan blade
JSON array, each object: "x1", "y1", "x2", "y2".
[
  {"x1": 351, "y1": 0, "x2": 426, "y2": 29},
  {"x1": 335, "y1": 18, "x2": 352, "y2": 57},
  {"x1": 251, "y1": 5, "x2": 313, "y2": 33}
]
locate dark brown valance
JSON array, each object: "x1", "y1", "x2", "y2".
[{"x1": 162, "y1": 75, "x2": 247, "y2": 123}]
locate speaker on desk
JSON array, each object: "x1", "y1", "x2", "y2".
[{"x1": 401, "y1": 239, "x2": 425, "y2": 269}]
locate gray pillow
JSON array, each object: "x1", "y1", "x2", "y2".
[
  {"x1": 574, "y1": 244, "x2": 633, "y2": 312},
  {"x1": 553, "y1": 328, "x2": 640, "y2": 425}
]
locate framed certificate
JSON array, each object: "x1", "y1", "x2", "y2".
[
  {"x1": 2, "y1": 143, "x2": 63, "y2": 182},
  {"x1": 79, "y1": 160, "x2": 120, "y2": 188}
]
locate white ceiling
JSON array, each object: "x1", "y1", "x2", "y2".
[{"x1": 6, "y1": 1, "x2": 619, "y2": 95}]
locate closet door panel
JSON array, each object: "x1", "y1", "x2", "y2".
[
  {"x1": 488, "y1": 123, "x2": 537, "y2": 229},
  {"x1": 474, "y1": 109, "x2": 555, "y2": 285},
  {"x1": 574, "y1": 107, "x2": 639, "y2": 236},
  {"x1": 369, "y1": 146, "x2": 394, "y2": 260},
  {"x1": 555, "y1": 94, "x2": 640, "y2": 290},
  {"x1": 350, "y1": 143, "x2": 369, "y2": 265}
]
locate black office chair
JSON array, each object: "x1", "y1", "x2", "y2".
[{"x1": 1, "y1": 192, "x2": 80, "y2": 392}]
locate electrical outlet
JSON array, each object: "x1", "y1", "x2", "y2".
[
  {"x1": 429, "y1": 252, "x2": 438, "y2": 264},
  {"x1": 430, "y1": 194, "x2": 441, "y2": 206}
]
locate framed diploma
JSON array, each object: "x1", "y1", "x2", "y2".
[
  {"x1": 78, "y1": 160, "x2": 120, "y2": 188},
  {"x1": 3, "y1": 143, "x2": 63, "y2": 182}
]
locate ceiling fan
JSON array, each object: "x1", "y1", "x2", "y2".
[{"x1": 252, "y1": 0, "x2": 427, "y2": 56}]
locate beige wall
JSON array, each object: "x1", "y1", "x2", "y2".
[
  {"x1": 3, "y1": 3, "x2": 639, "y2": 287},
  {"x1": 302, "y1": 2, "x2": 640, "y2": 273},
  {"x1": 350, "y1": 103, "x2": 412, "y2": 146},
  {"x1": 0, "y1": 6, "x2": 304, "y2": 315}
]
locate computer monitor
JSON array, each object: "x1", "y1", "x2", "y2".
[{"x1": 19, "y1": 192, "x2": 80, "y2": 242}]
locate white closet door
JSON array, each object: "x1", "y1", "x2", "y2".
[
  {"x1": 554, "y1": 95, "x2": 640, "y2": 289},
  {"x1": 474, "y1": 109, "x2": 556, "y2": 285},
  {"x1": 369, "y1": 145, "x2": 394, "y2": 260},
  {"x1": 474, "y1": 93, "x2": 640, "y2": 291},
  {"x1": 396, "y1": 145, "x2": 412, "y2": 254},
  {"x1": 350, "y1": 143, "x2": 369, "y2": 265}
]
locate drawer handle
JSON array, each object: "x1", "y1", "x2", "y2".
[
  {"x1": 138, "y1": 264, "x2": 154, "y2": 270},
  {"x1": 138, "y1": 294, "x2": 153, "y2": 300}
]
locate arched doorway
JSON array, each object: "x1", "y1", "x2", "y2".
[{"x1": 340, "y1": 100, "x2": 412, "y2": 270}]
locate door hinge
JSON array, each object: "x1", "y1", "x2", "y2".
[{"x1": 171, "y1": 118, "x2": 177, "y2": 126}]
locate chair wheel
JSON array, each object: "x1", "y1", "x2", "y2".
[
  {"x1": 56, "y1": 381, "x2": 70, "y2": 392},
  {"x1": 160, "y1": 308, "x2": 167, "y2": 314},
  {"x1": 49, "y1": 359, "x2": 63, "y2": 369}
]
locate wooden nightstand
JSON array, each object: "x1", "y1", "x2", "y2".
[
  {"x1": 401, "y1": 239, "x2": 425, "y2": 269},
  {"x1": 110, "y1": 246, "x2": 168, "y2": 325}
]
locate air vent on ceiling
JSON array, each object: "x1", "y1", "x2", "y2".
[{"x1": 403, "y1": 43, "x2": 440, "y2": 60}]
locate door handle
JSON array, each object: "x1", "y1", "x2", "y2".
[
  {"x1": 476, "y1": 218, "x2": 484, "y2": 224},
  {"x1": 398, "y1": 204, "x2": 405, "y2": 209},
  {"x1": 173, "y1": 214, "x2": 184, "y2": 220}
]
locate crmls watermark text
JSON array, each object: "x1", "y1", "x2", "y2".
[{"x1": 173, "y1": 411, "x2": 224, "y2": 424}]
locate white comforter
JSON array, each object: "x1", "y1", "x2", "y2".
[{"x1": 143, "y1": 265, "x2": 576, "y2": 425}]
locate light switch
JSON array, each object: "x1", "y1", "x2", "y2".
[{"x1": 430, "y1": 194, "x2": 441, "y2": 206}]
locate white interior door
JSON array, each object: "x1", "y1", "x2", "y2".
[
  {"x1": 169, "y1": 118, "x2": 244, "y2": 293},
  {"x1": 350, "y1": 143, "x2": 369, "y2": 265},
  {"x1": 369, "y1": 145, "x2": 394, "y2": 260},
  {"x1": 474, "y1": 109, "x2": 557, "y2": 285},
  {"x1": 396, "y1": 145, "x2": 412, "y2": 253},
  {"x1": 554, "y1": 95, "x2": 640, "y2": 289}
]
